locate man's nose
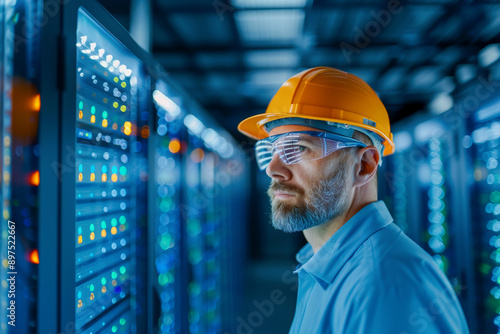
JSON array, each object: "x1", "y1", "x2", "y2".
[{"x1": 266, "y1": 151, "x2": 292, "y2": 181}]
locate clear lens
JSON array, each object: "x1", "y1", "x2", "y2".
[{"x1": 255, "y1": 131, "x2": 366, "y2": 170}]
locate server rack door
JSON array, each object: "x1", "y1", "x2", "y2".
[
  {"x1": 466, "y1": 107, "x2": 500, "y2": 334},
  {"x1": 60, "y1": 2, "x2": 151, "y2": 332},
  {"x1": 152, "y1": 83, "x2": 184, "y2": 334},
  {"x1": 414, "y1": 121, "x2": 459, "y2": 282},
  {"x1": 183, "y1": 134, "x2": 208, "y2": 334},
  {"x1": 181, "y1": 123, "x2": 247, "y2": 334}
]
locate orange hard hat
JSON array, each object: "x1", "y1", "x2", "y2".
[{"x1": 238, "y1": 67, "x2": 395, "y2": 156}]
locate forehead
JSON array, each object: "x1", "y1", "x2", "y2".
[{"x1": 268, "y1": 125, "x2": 321, "y2": 136}]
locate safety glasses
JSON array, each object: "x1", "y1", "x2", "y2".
[{"x1": 255, "y1": 131, "x2": 367, "y2": 171}]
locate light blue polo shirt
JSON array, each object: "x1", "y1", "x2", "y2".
[{"x1": 289, "y1": 201, "x2": 469, "y2": 334}]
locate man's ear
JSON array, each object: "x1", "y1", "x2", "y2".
[{"x1": 353, "y1": 146, "x2": 379, "y2": 187}]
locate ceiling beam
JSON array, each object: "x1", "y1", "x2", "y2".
[
  {"x1": 152, "y1": 39, "x2": 498, "y2": 55},
  {"x1": 154, "y1": 1, "x2": 500, "y2": 14}
]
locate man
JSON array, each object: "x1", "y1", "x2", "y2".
[{"x1": 238, "y1": 67, "x2": 469, "y2": 333}]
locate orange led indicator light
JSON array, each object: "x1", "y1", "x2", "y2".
[
  {"x1": 78, "y1": 235, "x2": 83, "y2": 244},
  {"x1": 78, "y1": 300, "x2": 83, "y2": 307},
  {"x1": 78, "y1": 173, "x2": 83, "y2": 182},
  {"x1": 111, "y1": 174, "x2": 118, "y2": 182},
  {"x1": 102, "y1": 174, "x2": 107, "y2": 182},
  {"x1": 79, "y1": 110, "x2": 83, "y2": 119},
  {"x1": 90, "y1": 293, "x2": 94, "y2": 300},
  {"x1": 29, "y1": 171, "x2": 40, "y2": 186},
  {"x1": 101, "y1": 229, "x2": 107, "y2": 238},
  {"x1": 111, "y1": 226, "x2": 117, "y2": 235},
  {"x1": 28, "y1": 249, "x2": 39, "y2": 264},
  {"x1": 90, "y1": 115, "x2": 96, "y2": 123},
  {"x1": 32, "y1": 94, "x2": 41, "y2": 112},
  {"x1": 90, "y1": 232, "x2": 95, "y2": 240},
  {"x1": 102, "y1": 119, "x2": 108, "y2": 127},
  {"x1": 169, "y1": 139, "x2": 181, "y2": 154},
  {"x1": 102, "y1": 286, "x2": 106, "y2": 293},
  {"x1": 90, "y1": 173, "x2": 95, "y2": 182},
  {"x1": 141, "y1": 126, "x2": 150, "y2": 139}
]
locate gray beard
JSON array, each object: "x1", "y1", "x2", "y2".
[{"x1": 268, "y1": 164, "x2": 350, "y2": 233}]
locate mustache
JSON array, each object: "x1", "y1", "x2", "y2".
[{"x1": 268, "y1": 182, "x2": 305, "y2": 197}]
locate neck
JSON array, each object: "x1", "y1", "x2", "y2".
[{"x1": 303, "y1": 188, "x2": 377, "y2": 254}]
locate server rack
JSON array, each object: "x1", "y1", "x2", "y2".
[
  {"x1": 1, "y1": 0, "x2": 44, "y2": 332},
  {"x1": 456, "y1": 73, "x2": 500, "y2": 334},
  {"x1": 61, "y1": 5, "x2": 152, "y2": 333},
  {"x1": 151, "y1": 81, "x2": 185, "y2": 334},
  {"x1": 181, "y1": 109, "x2": 248, "y2": 334},
  {"x1": 0, "y1": 1, "x2": 249, "y2": 333}
]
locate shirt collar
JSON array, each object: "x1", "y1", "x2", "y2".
[{"x1": 294, "y1": 200, "x2": 394, "y2": 289}]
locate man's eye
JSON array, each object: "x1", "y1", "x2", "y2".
[{"x1": 297, "y1": 145, "x2": 307, "y2": 152}]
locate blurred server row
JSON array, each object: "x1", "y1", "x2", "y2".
[
  {"x1": 0, "y1": 1, "x2": 248, "y2": 333},
  {"x1": 379, "y1": 59, "x2": 500, "y2": 333}
]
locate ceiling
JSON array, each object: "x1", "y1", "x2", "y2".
[{"x1": 101, "y1": 0, "x2": 500, "y2": 143}]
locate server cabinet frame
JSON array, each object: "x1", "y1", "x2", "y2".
[{"x1": 38, "y1": 0, "x2": 63, "y2": 332}]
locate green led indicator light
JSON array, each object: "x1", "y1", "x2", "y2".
[
  {"x1": 79, "y1": 101, "x2": 83, "y2": 109},
  {"x1": 90, "y1": 284, "x2": 95, "y2": 292},
  {"x1": 111, "y1": 218, "x2": 118, "y2": 226},
  {"x1": 112, "y1": 271, "x2": 118, "y2": 279},
  {"x1": 120, "y1": 266, "x2": 126, "y2": 274},
  {"x1": 112, "y1": 325, "x2": 117, "y2": 333},
  {"x1": 167, "y1": 272, "x2": 174, "y2": 283},
  {"x1": 159, "y1": 234, "x2": 172, "y2": 251},
  {"x1": 101, "y1": 277, "x2": 107, "y2": 285},
  {"x1": 120, "y1": 318, "x2": 126, "y2": 325},
  {"x1": 102, "y1": 111, "x2": 108, "y2": 119},
  {"x1": 91, "y1": 106, "x2": 96, "y2": 115},
  {"x1": 78, "y1": 227, "x2": 82, "y2": 234},
  {"x1": 101, "y1": 221, "x2": 106, "y2": 229},
  {"x1": 90, "y1": 224, "x2": 95, "y2": 232},
  {"x1": 119, "y1": 166, "x2": 127, "y2": 175},
  {"x1": 158, "y1": 274, "x2": 168, "y2": 286},
  {"x1": 119, "y1": 216, "x2": 126, "y2": 224}
]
